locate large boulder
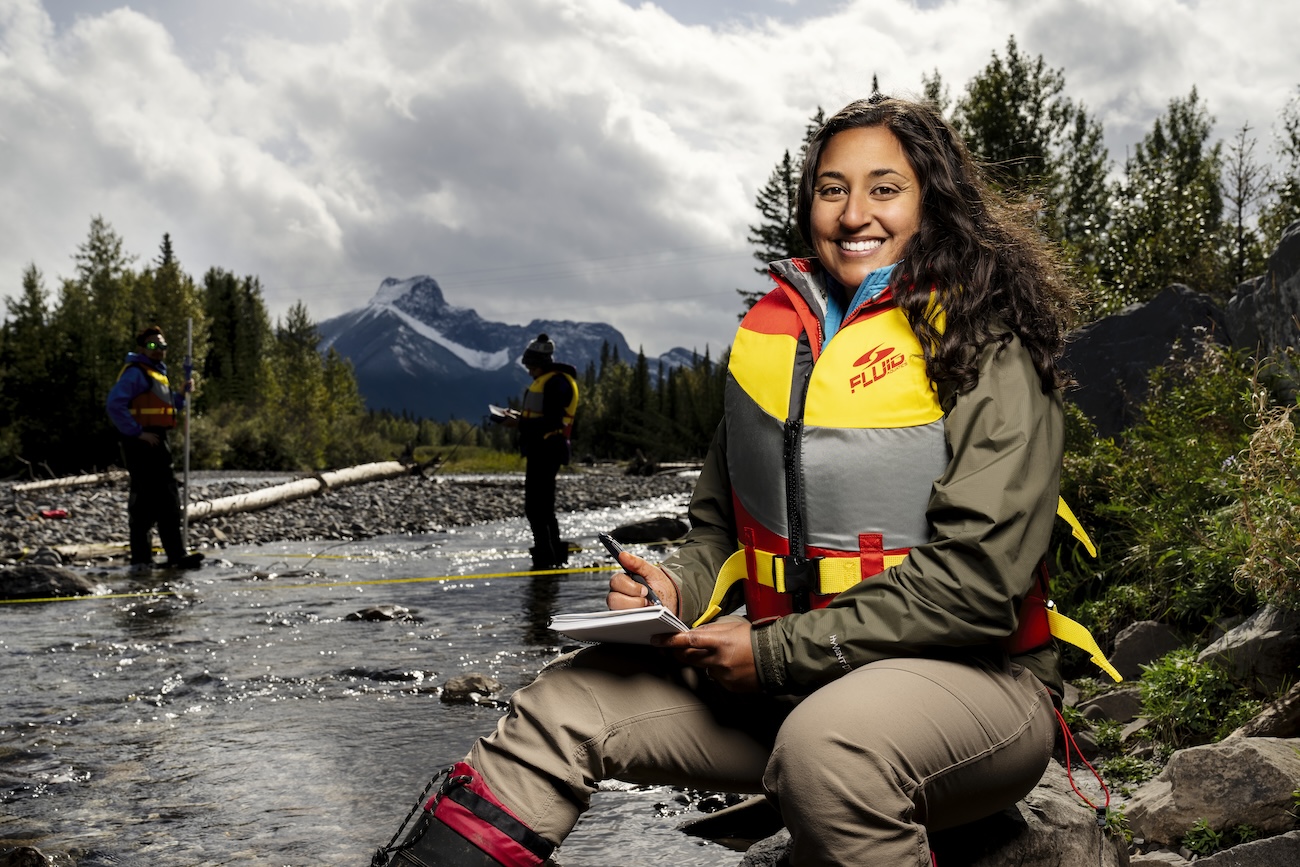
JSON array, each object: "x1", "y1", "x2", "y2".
[
  {"x1": 1226, "y1": 220, "x2": 1300, "y2": 367},
  {"x1": 0, "y1": 564, "x2": 97, "y2": 600},
  {"x1": 1125, "y1": 737, "x2": 1300, "y2": 846},
  {"x1": 1195, "y1": 830, "x2": 1300, "y2": 866},
  {"x1": 732, "y1": 761, "x2": 1128, "y2": 867},
  {"x1": 1061, "y1": 285, "x2": 1229, "y2": 437},
  {"x1": 1109, "y1": 621, "x2": 1185, "y2": 681},
  {"x1": 1228, "y1": 681, "x2": 1300, "y2": 739},
  {"x1": 1197, "y1": 605, "x2": 1300, "y2": 696}
]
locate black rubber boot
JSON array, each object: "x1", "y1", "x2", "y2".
[
  {"x1": 372, "y1": 763, "x2": 554, "y2": 867},
  {"x1": 378, "y1": 810, "x2": 502, "y2": 866}
]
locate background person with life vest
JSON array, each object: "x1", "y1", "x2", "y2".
[
  {"x1": 493, "y1": 334, "x2": 580, "y2": 572},
  {"x1": 373, "y1": 95, "x2": 1081, "y2": 867},
  {"x1": 105, "y1": 325, "x2": 204, "y2": 571}
]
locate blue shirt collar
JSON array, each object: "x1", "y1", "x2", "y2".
[{"x1": 822, "y1": 263, "x2": 897, "y2": 348}]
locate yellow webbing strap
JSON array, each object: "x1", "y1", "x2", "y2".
[
  {"x1": 1046, "y1": 605, "x2": 1123, "y2": 682},
  {"x1": 1050, "y1": 497, "x2": 1121, "y2": 679},
  {"x1": 1056, "y1": 496, "x2": 1097, "y2": 558},
  {"x1": 692, "y1": 549, "x2": 748, "y2": 628},
  {"x1": 691, "y1": 548, "x2": 909, "y2": 628}
]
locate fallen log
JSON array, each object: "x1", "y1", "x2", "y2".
[
  {"x1": 12, "y1": 470, "x2": 128, "y2": 494},
  {"x1": 185, "y1": 461, "x2": 412, "y2": 521}
]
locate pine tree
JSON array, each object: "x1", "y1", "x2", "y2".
[
  {"x1": 1221, "y1": 123, "x2": 1269, "y2": 288},
  {"x1": 953, "y1": 36, "x2": 1110, "y2": 253},
  {"x1": 200, "y1": 268, "x2": 273, "y2": 408},
  {"x1": 1260, "y1": 86, "x2": 1300, "y2": 252},
  {"x1": 1098, "y1": 88, "x2": 1225, "y2": 309},
  {"x1": 52, "y1": 217, "x2": 140, "y2": 469},
  {"x1": 737, "y1": 109, "x2": 823, "y2": 316},
  {"x1": 0, "y1": 265, "x2": 52, "y2": 466}
]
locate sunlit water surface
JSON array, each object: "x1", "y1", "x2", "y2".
[{"x1": 0, "y1": 488, "x2": 742, "y2": 866}]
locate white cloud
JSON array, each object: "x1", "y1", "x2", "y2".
[{"x1": 2, "y1": 0, "x2": 1296, "y2": 357}]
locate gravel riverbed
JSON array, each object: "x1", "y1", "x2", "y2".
[{"x1": 0, "y1": 466, "x2": 698, "y2": 560}]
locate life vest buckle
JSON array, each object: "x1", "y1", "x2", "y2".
[{"x1": 774, "y1": 555, "x2": 822, "y2": 613}]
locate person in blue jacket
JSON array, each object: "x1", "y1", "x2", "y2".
[{"x1": 105, "y1": 325, "x2": 204, "y2": 571}]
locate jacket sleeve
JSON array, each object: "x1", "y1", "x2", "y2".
[
  {"x1": 105, "y1": 367, "x2": 147, "y2": 438},
  {"x1": 752, "y1": 335, "x2": 1065, "y2": 694},
  {"x1": 657, "y1": 421, "x2": 743, "y2": 621}
]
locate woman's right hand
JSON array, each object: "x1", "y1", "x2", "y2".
[{"x1": 605, "y1": 549, "x2": 679, "y2": 615}]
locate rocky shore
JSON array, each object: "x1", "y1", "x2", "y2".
[{"x1": 0, "y1": 465, "x2": 698, "y2": 560}]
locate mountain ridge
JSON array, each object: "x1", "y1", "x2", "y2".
[{"x1": 317, "y1": 276, "x2": 703, "y2": 421}]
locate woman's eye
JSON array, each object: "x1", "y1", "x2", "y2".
[
  {"x1": 817, "y1": 185, "x2": 847, "y2": 198},
  {"x1": 872, "y1": 184, "x2": 899, "y2": 197}
]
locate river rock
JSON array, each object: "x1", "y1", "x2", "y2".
[
  {"x1": 0, "y1": 564, "x2": 98, "y2": 600},
  {"x1": 1079, "y1": 686, "x2": 1144, "y2": 724},
  {"x1": 1227, "y1": 681, "x2": 1300, "y2": 739},
  {"x1": 346, "y1": 604, "x2": 418, "y2": 622},
  {"x1": 734, "y1": 761, "x2": 1128, "y2": 867},
  {"x1": 1197, "y1": 605, "x2": 1300, "y2": 696},
  {"x1": 609, "y1": 516, "x2": 689, "y2": 544},
  {"x1": 1109, "y1": 621, "x2": 1184, "y2": 681},
  {"x1": 440, "y1": 673, "x2": 504, "y2": 704},
  {"x1": 1193, "y1": 829, "x2": 1300, "y2": 866},
  {"x1": 1125, "y1": 737, "x2": 1300, "y2": 846},
  {"x1": 0, "y1": 848, "x2": 49, "y2": 867},
  {"x1": 1061, "y1": 285, "x2": 1229, "y2": 437},
  {"x1": 1226, "y1": 219, "x2": 1300, "y2": 389}
]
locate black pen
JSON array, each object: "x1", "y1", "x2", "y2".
[{"x1": 597, "y1": 532, "x2": 663, "y2": 606}]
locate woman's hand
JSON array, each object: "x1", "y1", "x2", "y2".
[
  {"x1": 605, "y1": 549, "x2": 678, "y2": 615},
  {"x1": 653, "y1": 616, "x2": 759, "y2": 693}
]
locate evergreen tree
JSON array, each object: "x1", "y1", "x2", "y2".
[
  {"x1": 200, "y1": 268, "x2": 273, "y2": 408},
  {"x1": 51, "y1": 217, "x2": 140, "y2": 469},
  {"x1": 137, "y1": 234, "x2": 208, "y2": 390},
  {"x1": 952, "y1": 36, "x2": 1110, "y2": 256},
  {"x1": 737, "y1": 108, "x2": 823, "y2": 315},
  {"x1": 1098, "y1": 88, "x2": 1224, "y2": 310},
  {"x1": 1260, "y1": 86, "x2": 1300, "y2": 252},
  {"x1": 0, "y1": 265, "x2": 52, "y2": 466},
  {"x1": 1221, "y1": 123, "x2": 1269, "y2": 288},
  {"x1": 267, "y1": 301, "x2": 329, "y2": 468},
  {"x1": 921, "y1": 68, "x2": 951, "y2": 115}
]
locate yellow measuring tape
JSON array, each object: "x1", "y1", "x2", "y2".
[{"x1": 0, "y1": 563, "x2": 614, "y2": 605}]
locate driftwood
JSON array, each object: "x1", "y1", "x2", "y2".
[
  {"x1": 12, "y1": 470, "x2": 128, "y2": 494},
  {"x1": 185, "y1": 461, "x2": 412, "y2": 522}
]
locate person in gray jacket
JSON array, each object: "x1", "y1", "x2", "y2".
[{"x1": 374, "y1": 94, "x2": 1080, "y2": 867}]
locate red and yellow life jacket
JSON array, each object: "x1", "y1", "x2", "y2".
[
  {"x1": 695, "y1": 259, "x2": 1120, "y2": 681},
  {"x1": 122, "y1": 362, "x2": 177, "y2": 430}
]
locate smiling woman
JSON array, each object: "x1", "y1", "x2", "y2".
[
  {"x1": 809, "y1": 125, "x2": 922, "y2": 290},
  {"x1": 369, "y1": 94, "x2": 1088, "y2": 867}
]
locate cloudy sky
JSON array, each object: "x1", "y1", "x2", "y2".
[{"x1": 2, "y1": 0, "x2": 1295, "y2": 357}]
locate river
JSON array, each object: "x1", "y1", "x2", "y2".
[{"x1": 0, "y1": 489, "x2": 745, "y2": 866}]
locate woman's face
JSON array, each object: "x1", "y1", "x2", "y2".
[{"x1": 810, "y1": 125, "x2": 922, "y2": 291}]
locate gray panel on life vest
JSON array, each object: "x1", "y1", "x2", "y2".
[
  {"x1": 724, "y1": 377, "x2": 789, "y2": 538},
  {"x1": 801, "y1": 419, "x2": 949, "y2": 552}
]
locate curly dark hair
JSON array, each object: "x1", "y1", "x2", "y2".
[{"x1": 795, "y1": 95, "x2": 1077, "y2": 393}]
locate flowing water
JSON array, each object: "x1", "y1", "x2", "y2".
[{"x1": 0, "y1": 485, "x2": 743, "y2": 866}]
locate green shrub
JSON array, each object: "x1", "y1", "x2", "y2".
[
  {"x1": 1098, "y1": 754, "x2": 1160, "y2": 788},
  {"x1": 1092, "y1": 719, "x2": 1124, "y2": 753},
  {"x1": 1235, "y1": 390, "x2": 1300, "y2": 610},
  {"x1": 1054, "y1": 342, "x2": 1258, "y2": 645},
  {"x1": 1139, "y1": 648, "x2": 1262, "y2": 747},
  {"x1": 1181, "y1": 819, "x2": 1259, "y2": 856}
]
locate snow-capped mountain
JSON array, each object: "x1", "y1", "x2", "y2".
[{"x1": 317, "y1": 276, "x2": 698, "y2": 421}]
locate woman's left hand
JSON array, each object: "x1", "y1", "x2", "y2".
[{"x1": 653, "y1": 616, "x2": 759, "y2": 693}]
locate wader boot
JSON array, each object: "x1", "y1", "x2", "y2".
[{"x1": 372, "y1": 762, "x2": 554, "y2": 867}]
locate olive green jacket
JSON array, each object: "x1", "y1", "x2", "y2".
[{"x1": 659, "y1": 334, "x2": 1065, "y2": 697}]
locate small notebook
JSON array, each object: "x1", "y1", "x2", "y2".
[{"x1": 548, "y1": 605, "x2": 690, "y2": 644}]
